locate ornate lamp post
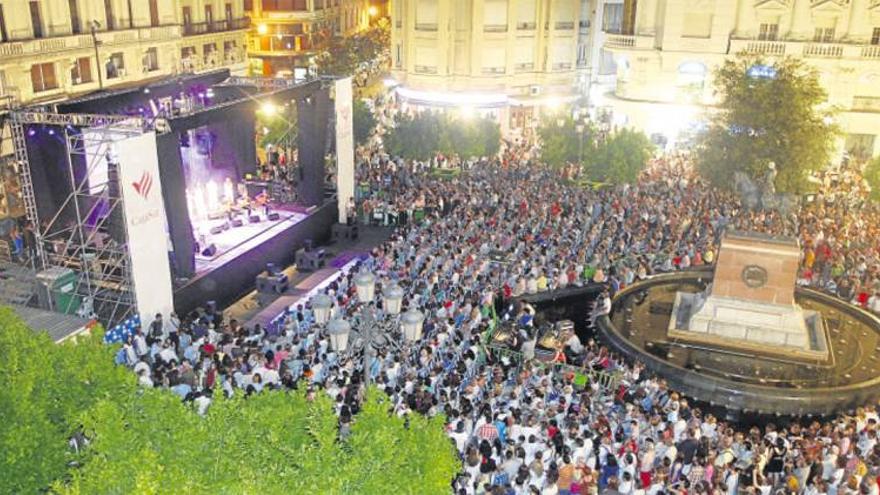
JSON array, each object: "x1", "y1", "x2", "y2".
[{"x1": 315, "y1": 272, "x2": 424, "y2": 386}]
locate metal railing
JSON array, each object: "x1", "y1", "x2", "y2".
[
  {"x1": 183, "y1": 18, "x2": 250, "y2": 36},
  {"x1": 484, "y1": 24, "x2": 508, "y2": 33}
]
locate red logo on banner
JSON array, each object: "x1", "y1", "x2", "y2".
[{"x1": 132, "y1": 171, "x2": 153, "y2": 199}]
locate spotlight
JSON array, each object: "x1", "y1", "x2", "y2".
[
  {"x1": 260, "y1": 102, "x2": 277, "y2": 116},
  {"x1": 257, "y1": 24, "x2": 268, "y2": 35},
  {"x1": 144, "y1": 88, "x2": 151, "y2": 94},
  {"x1": 27, "y1": 128, "x2": 36, "y2": 137},
  {"x1": 368, "y1": 5, "x2": 378, "y2": 16},
  {"x1": 48, "y1": 129, "x2": 55, "y2": 136}
]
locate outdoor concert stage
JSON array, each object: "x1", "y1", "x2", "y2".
[
  {"x1": 174, "y1": 199, "x2": 336, "y2": 316},
  {"x1": 15, "y1": 69, "x2": 336, "y2": 323}
]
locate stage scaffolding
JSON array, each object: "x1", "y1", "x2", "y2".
[{"x1": 10, "y1": 109, "x2": 159, "y2": 326}]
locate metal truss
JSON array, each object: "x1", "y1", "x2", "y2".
[
  {"x1": 11, "y1": 110, "x2": 147, "y2": 131},
  {"x1": 221, "y1": 76, "x2": 303, "y2": 89},
  {"x1": 10, "y1": 110, "x2": 148, "y2": 326}
]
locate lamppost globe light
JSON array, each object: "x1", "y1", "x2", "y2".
[
  {"x1": 383, "y1": 284, "x2": 405, "y2": 315},
  {"x1": 354, "y1": 271, "x2": 377, "y2": 303},
  {"x1": 401, "y1": 309, "x2": 425, "y2": 342},
  {"x1": 311, "y1": 293, "x2": 333, "y2": 325},
  {"x1": 327, "y1": 318, "x2": 351, "y2": 353}
]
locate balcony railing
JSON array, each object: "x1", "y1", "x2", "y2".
[
  {"x1": 183, "y1": 18, "x2": 250, "y2": 36},
  {"x1": 481, "y1": 67, "x2": 506, "y2": 75},
  {"x1": 861, "y1": 45, "x2": 880, "y2": 59},
  {"x1": 605, "y1": 35, "x2": 635, "y2": 48},
  {"x1": 552, "y1": 62, "x2": 572, "y2": 71},
  {"x1": 0, "y1": 25, "x2": 182, "y2": 59},
  {"x1": 516, "y1": 22, "x2": 536, "y2": 30},
  {"x1": 484, "y1": 25, "x2": 508, "y2": 33},
  {"x1": 730, "y1": 38, "x2": 880, "y2": 60},
  {"x1": 739, "y1": 40, "x2": 787, "y2": 55},
  {"x1": 803, "y1": 43, "x2": 844, "y2": 58},
  {"x1": 414, "y1": 23, "x2": 437, "y2": 32},
  {"x1": 555, "y1": 22, "x2": 575, "y2": 30},
  {"x1": 514, "y1": 62, "x2": 534, "y2": 72},
  {"x1": 853, "y1": 96, "x2": 880, "y2": 113},
  {"x1": 413, "y1": 65, "x2": 437, "y2": 74}
]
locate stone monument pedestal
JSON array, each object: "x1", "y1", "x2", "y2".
[{"x1": 669, "y1": 232, "x2": 830, "y2": 362}]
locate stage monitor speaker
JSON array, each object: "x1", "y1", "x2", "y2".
[
  {"x1": 249, "y1": 215, "x2": 261, "y2": 223},
  {"x1": 209, "y1": 225, "x2": 225, "y2": 235},
  {"x1": 304, "y1": 239, "x2": 314, "y2": 252},
  {"x1": 201, "y1": 244, "x2": 217, "y2": 257},
  {"x1": 267, "y1": 212, "x2": 281, "y2": 221},
  {"x1": 296, "y1": 247, "x2": 326, "y2": 271},
  {"x1": 267, "y1": 263, "x2": 280, "y2": 275},
  {"x1": 231, "y1": 218, "x2": 244, "y2": 228}
]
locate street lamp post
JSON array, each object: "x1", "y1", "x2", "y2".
[
  {"x1": 89, "y1": 20, "x2": 104, "y2": 90},
  {"x1": 318, "y1": 272, "x2": 424, "y2": 387}
]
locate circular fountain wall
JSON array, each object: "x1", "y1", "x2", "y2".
[{"x1": 598, "y1": 271, "x2": 880, "y2": 417}]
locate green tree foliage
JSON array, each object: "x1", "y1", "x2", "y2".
[
  {"x1": 537, "y1": 115, "x2": 594, "y2": 169},
  {"x1": 864, "y1": 156, "x2": 880, "y2": 202},
  {"x1": 0, "y1": 308, "x2": 132, "y2": 494},
  {"x1": 586, "y1": 129, "x2": 655, "y2": 184},
  {"x1": 56, "y1": 387, "x2": 459, "y2": 494},
  {"x1": 316, "y1": 24, "x2": 390, "y2": 78},
  {"x1": 0, "y1": 309, "x2": 460, "y2": 492},
  {"x1": 384, "y1": 112, "x2": 501, "y2": 160},
  {"x1": 536, "y1": 116, "x2": 652, "y2": 183},
  {"x1": 353, "y1": 98, "x2": 377, "y2": 145},
  {"x1": 696, "y1": 54, "x2": 838, "y2": 193}
]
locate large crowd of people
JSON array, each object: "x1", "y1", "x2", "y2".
[{"x1": 116, "y1": 96, "x2": 880, "y2": 494}]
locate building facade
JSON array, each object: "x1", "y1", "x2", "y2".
[
  {"x1": 245, "y1": 0, "x2": 372, "y2": 77},
  {"x1": 599, "y1": 0, "x2": 880, "y2": 157},
  {"x1": 0, "y1": 0, "x2": 249, "y2": 107},
  {"x1": 0, "y1": 0, "x2": 250, "y2": 220},
  {"x1": 390, "y1": 0, "x2": 595, "y2": 131}
]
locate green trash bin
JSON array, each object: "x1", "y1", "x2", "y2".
[{"x1": 37, "y1": 267, "x2": 81, "y2": 315}]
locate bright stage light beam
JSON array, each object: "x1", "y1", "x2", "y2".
[
  {"x1": 260, "y1": 102, "x2": 277, "y2": 116},
  {"x1": 206, "y1": 180, "x2": 220, "y2": 212},
  {"x1": 257, "y1": 24, "x2": 268, "y2": 35}
]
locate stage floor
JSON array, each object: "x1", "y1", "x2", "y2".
[{"x1": 193, "y1": 206, "x2": 307, "y2": 274}]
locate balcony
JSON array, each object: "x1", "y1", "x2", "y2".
[
  {"x1": 605, "y1": 35, "x2": 635, "y2": 48},
  {"x1": 183, "y1": 18, "x2": 250, "y2": 36},
  {"x1": 803, "y1": 43, "x2": 844, "y2": 58},
  {"x1": 555, "y1": 22, "x2": 575, "y2": 30},
  {"x1": 484, "y1": 25, "x2": 508, "y2": 33},
  {"x1": 516, "y1": 22, "x2": 536, "y2": 31},
  {"x1": 852, "y1": 96, "x2": 880, "y2": 113},
  {"x1": 730, "y1": 38, "x2": 880, "y2": 60},
  {"x1": 415, "y1": 23, "x2": 437, "y2": 32},
  {"x1": 0, "y1": 25, "x2": 182, "y2": 60}
]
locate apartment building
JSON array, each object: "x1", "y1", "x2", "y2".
[
  {"x1": 599, "y1": 0, "x2": 880, "y2": 156},
  {"x1": 0, "y1": 0, "x2": 248, "y2": 107},
  {"x1": 390, "y1": 0, "x2": 595, "y2": 131},
  {"x1": 245, "y1": 0, "x2": 372, "y2": 76}
]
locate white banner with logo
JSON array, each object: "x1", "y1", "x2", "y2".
[
  {"x1": 83, "y1": 129, "x2": 174, "y2": 328},
  {"x1": 116, "y1": 132, "x2": 174, "y2": 326},
  {"x1": 335, "y1": 77, "x2": 355, "y2": 224}
]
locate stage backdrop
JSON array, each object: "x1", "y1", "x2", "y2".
[
  {"x1": 335, "y1": 77, "x2": 355, "y2": 224},
  {"x1": 84, "y1": 129, "x2": 175, "y2": 327}
]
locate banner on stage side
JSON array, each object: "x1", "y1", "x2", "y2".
[{"x1": 335, "y1": 77, "x2": 355, "y2": 224}]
